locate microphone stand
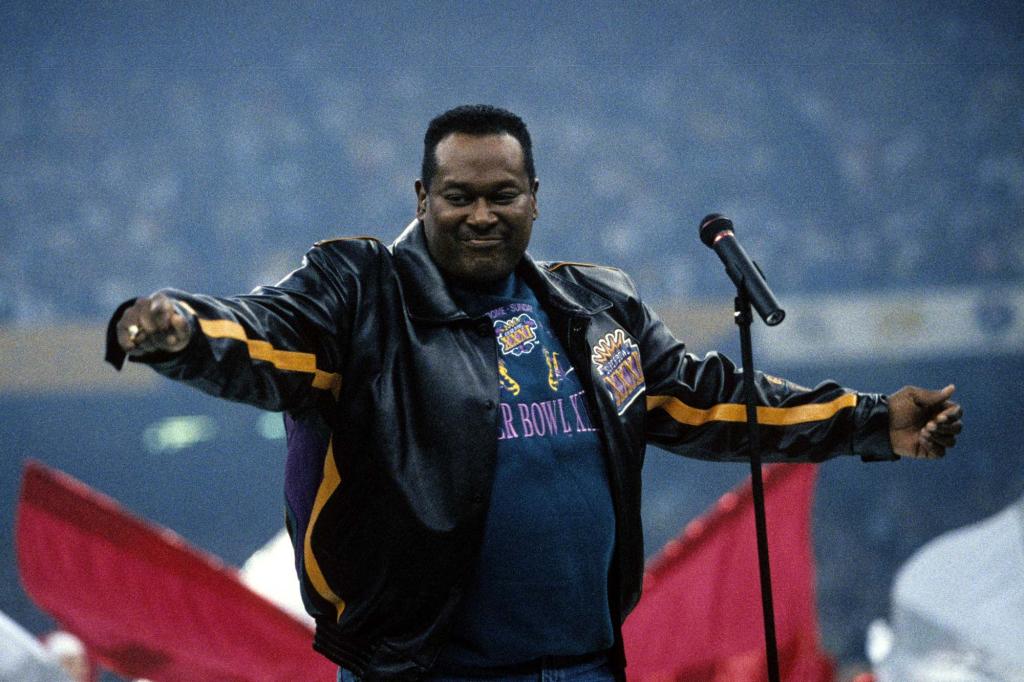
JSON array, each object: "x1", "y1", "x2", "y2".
[{"x1": 734, "y1": 289, "x2": 781, "y2": 682}]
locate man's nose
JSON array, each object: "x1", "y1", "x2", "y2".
[{"x1": 466, "y1": 198, "x2": 498, "y2": 228}]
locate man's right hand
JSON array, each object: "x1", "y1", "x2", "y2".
[{"x1": 117, "y1": 293, "x2": 193, "y2": 356}]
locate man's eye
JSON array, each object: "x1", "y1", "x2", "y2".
[
  {"x1": 492, "y1": 192, "x2": 519, "y2": 204},
  {"x1": 444, "y1": 194, "x2": 470, "y2": 205}
]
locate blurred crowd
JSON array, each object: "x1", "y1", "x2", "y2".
[{"x1": 1, "y1": 3, "x2": 1021, "y2": 325}]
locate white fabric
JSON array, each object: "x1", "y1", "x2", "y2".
[
  {"x1": 871, "y1": 496, "x2": 1024, "y2": 681},
  {"x1": 0, "y1": 611, "x2": 73, "y2": 682},
  {"x1": 240, "y1": 528, "x2": 314, "y2": 626}
]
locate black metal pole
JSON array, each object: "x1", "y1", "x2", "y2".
[{"x1": 734, "y1": 292, "x2": 781, "y2": 682}]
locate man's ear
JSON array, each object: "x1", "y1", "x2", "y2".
[
  {"x1": 531, "y1": 178, "x2": 540, "y2": 219},
  {"x1": 415, "y1": 180, "x2": 427, "y2": 218}
]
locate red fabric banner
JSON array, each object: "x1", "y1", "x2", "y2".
[
  {"x1": 15, "y1": 461, "x2": 336, "y2": 682},
  {"x1": 623, "y1": 464, "x2": 835, "y2": 682}
]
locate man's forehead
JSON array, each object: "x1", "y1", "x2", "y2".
[{"x1": 433, "y1": 132, "x2": 528, "y2": 181}]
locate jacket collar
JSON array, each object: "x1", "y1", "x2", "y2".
[{"x1": 390, "y1": 220, "x2": 611, "y2": 322}]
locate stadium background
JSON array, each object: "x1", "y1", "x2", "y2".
[{"x1": 1, "y1": 0, "x2": 1021, "y2": 675}]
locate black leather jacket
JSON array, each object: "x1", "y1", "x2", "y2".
[{"x1": 107, "y1": 220, "x2": 893, "y2": 680}]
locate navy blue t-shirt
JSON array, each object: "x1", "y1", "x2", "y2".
[{"x1": 437, "y1": 274, "x2": 616, "y2": 669}]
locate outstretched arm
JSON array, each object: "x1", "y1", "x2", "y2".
[
  {"x1": 104, "y1": 243, "x2": 363, "y2": 412},
  {"x1": 888, "y1": 384, "x2": 963, "y2": 459},
  {"x1": 632, "y1": 289, "x2": 962, "y2": 462}
]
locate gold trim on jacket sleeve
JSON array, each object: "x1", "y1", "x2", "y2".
[
  {"x1": 196, "y1": 318, "x2": 342, "y2": 396},
  {"x1": 646, "y1": 392, "x2": 857, "y2": 426}
]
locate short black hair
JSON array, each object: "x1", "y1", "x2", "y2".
[{"x1": 420, "y1": 104, "x2": 535, "y2": 190}]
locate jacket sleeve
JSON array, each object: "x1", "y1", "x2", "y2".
[
  {"x1": 105, "y1": 244, "x2": 358, "y2": 412},
  {"x1": 628, "y1": 286, "x2": 896, "y2": 463}
]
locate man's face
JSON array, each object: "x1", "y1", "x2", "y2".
[{"x1": 416, "y1": 132, "x2": 538, "y2": 282}]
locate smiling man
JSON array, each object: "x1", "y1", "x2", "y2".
[{"x1": 106, "y1": 104, "x2": 962, "y2": 681}]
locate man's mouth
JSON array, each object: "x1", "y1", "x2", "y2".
[{"x1": 462, "y1": 237, "x2": 504, "y2": 248}]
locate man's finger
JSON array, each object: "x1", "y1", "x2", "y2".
[
  {"x1": 169, "y1": 310, "x2": 190, "y2": 339},
  {"x1": 128, "y1": 325, "x2": 145, "y2": 347},
  {"x1": 117, "y1": 302, "x2": 149, "y2": 351},
  {"x1": 931, "y1": 421, "x2": 962, "y2": 436},
  {"x1": 932, "y1": 407, "x2": 963, "y2": 435},
  {"x1": 144, "y1": 296, "x2": 169, "y2": 329},
  {"x1": 917, "y1": 435, "x2": 946, "y2": 459},
  {"x1": 914, "y1": 384, "x2": 956, "y2": 408},
  {"x1": 933, "y1": 407, "x2": 962, "y2": 426},
  {"x1": 151, "y1": 295, "x2": 177, "y2": 326},
  {"x1": 936, "y1": 403, "x2": 963, "y2": 422},
  {"x1": 136, "y1": 296, "x2": 174, "y2": 341},
  {"x1": 924, "y1": 429, "x2": 957, "y2": 448},
  {"x1": 137, "y1": 304, "x2": 159, "y2": 335}
]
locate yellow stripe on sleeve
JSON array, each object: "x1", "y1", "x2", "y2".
[
  {"x1": 304, "y1": 437, "x2": 346, "y2": 619},
  {"x1": 646, "y1": 392, "x2": 857, "y2": 426},
  {"x1": 196, "y1": 318, "x2": 342, "y2": 397}
]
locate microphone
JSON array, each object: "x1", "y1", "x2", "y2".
[{"x1": 699, "y1": 213, "x2": 785, "y2": 326}]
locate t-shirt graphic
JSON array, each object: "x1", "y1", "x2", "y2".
[
  {"x1": 438, "y1": 277, "x2": 616, "y2": 670},
  {"x1": 485, "y1": 301, "x2": 599, "y2": 443},
  {"x1": 494, "y1": 312, "x2": 538, "y2": 356}
]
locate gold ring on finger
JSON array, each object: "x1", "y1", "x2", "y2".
[{"x1": 128, "y1": 324, "x2": 141, "y2": 343}]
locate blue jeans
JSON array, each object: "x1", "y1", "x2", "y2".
[{"x1": 338, "y1": 653, "x2": 615, "y2": 681}]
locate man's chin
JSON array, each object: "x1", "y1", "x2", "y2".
[
  {"x1": 450, "y1": 256, "x2": 518, "y2": 283},
  {"x1": 460, "y1": 267, "x2": 515, "y2": 283}
]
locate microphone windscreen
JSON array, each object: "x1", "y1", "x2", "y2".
[{"x1": 699, "y1": 213, "x2": 733, "y2": 247}]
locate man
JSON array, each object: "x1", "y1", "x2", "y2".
[{"x1": 106, "y1": 105, "x2": 962, "y2": 681}]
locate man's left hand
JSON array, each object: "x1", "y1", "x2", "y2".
[{"x1": 888, "y1": 384, "x2": 963, "y2": 459}]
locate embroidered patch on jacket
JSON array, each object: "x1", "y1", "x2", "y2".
[
  {"x1": 494, "y1": 314, "x2": 539, "y2": 356},
  {"x1": 591, "y1": 329, "x2": 645, "y2": 414}
]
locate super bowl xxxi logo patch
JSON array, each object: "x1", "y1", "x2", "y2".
[{"x1": 591, "y1": 329, "x2": 645, "y2": 414}]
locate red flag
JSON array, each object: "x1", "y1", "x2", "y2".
[
  {"x1": 623, "y1": 464, "x2": 834, "y2": 682},
  {"x1": 15, "y1": 460, "x2": 336, "y2": 682}
]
